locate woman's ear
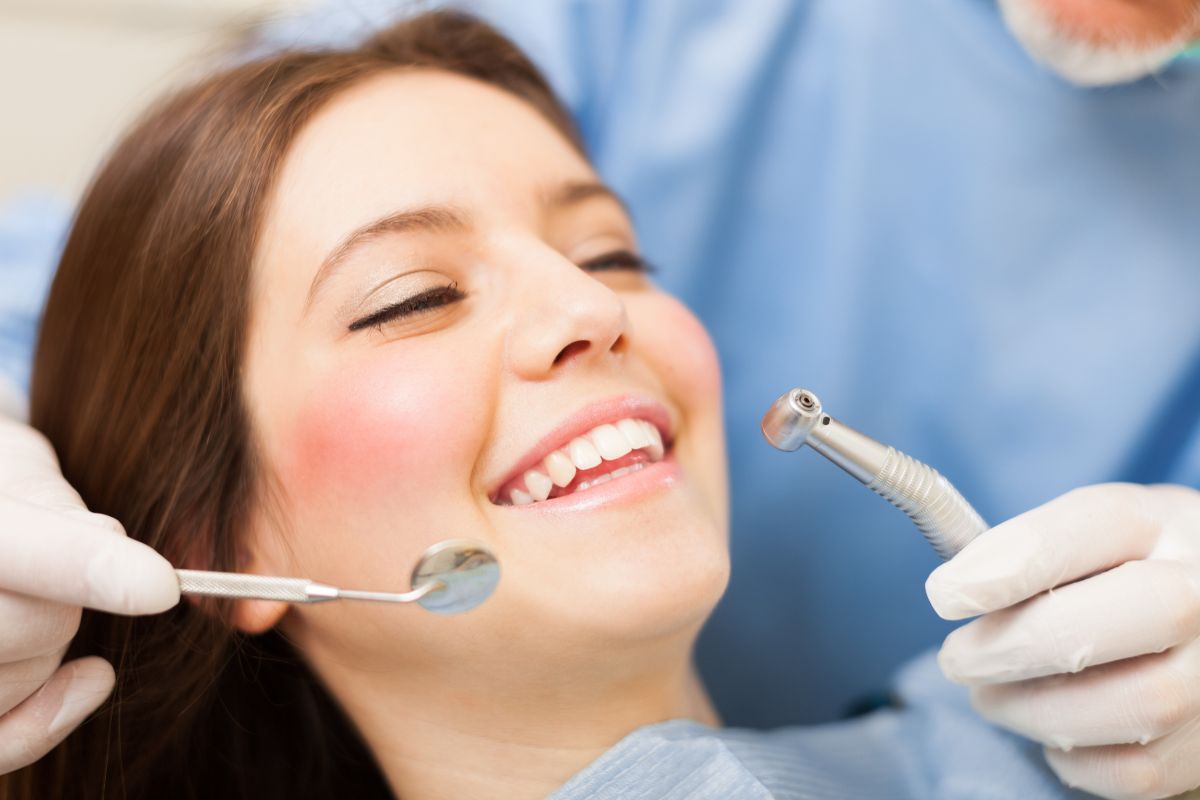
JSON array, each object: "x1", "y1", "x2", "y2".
[
  {"x1": 231, "y1": 598, "x2": 289, "y2": 634},
  {"x1": 228, "y1": 521, "x2": 293, "y2": 634},
  {"x1": 182, "y1": 579, "x2": 289, "y2": 634},
  {"x1": 181, "y1": 523, "x2": 291, "y2": 634}
]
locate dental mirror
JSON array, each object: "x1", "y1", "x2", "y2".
[
  {"x1": 176, "y1": 538, "x2": 500, "y2": 615},
  {"x1": 408, "y1": 538, "x2": 501, "y2": 614}
]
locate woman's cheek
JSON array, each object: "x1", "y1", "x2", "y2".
[
  {"x1": 636, "y1": 294, "x2": 722, "y2": 403},
  {"x1": 633, "y1": 291, "x2": 729, "y2": 528},
  {"x1": 276, "y1": 349, "x2": 481, "y2": 503}
]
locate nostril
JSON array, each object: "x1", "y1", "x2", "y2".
[{"x1": 554, "y1": 340, "x2": 590, "y2": 366}]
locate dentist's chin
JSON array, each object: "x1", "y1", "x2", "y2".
[{"x1": 997, "y1": 0, "x2": 1200, "y2": 86}]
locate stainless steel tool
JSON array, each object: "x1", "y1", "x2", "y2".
[
  {"x1": 762, "y1": 388, "x2": 986, "y2": 559},
  {"x1": 176, "y1": 538, "x2": 499, "y2": 614}
]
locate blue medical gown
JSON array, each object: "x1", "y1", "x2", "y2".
[
  {"x1": 549, "y1": 654, "x2": 1093, "y2": 799},
  {"x1": 4, "y1": 0, "x2": 1199, "y2": 732}
]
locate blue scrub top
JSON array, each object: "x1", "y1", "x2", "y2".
[{"x1": 4, "y1": 0, "x2": 1199, "y2": 731}]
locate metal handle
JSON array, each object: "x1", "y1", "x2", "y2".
[{"x1": 176, "y1": 570, "x2": 340, "y2": 603}]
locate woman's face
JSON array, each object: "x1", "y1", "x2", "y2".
[{"x1": 242, "y1": 70, "x2": 729, "y2": 685}]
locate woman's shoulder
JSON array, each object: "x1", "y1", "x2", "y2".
[{"x1": 551, "y1": 652, "x2": 1093, "y2": 800}]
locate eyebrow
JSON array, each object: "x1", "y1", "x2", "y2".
[
  {"x1": 306, "y1": 205, "x2": 468, "y2": 309},
  {"x1": 304, "y1": 180, "x2": 628, "y2": 309},
  {"x1": 544, "y1": 180, "x2": 630, "y2": 216}
]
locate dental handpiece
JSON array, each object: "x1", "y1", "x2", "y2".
[{"x1": 761, "y1": 388, "x2": 986, "y2": 559}]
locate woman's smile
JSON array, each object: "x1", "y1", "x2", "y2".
[{"x1": 489, "y1": 393, "x2": 675, "y2": 509}]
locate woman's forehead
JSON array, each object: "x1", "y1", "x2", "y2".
[
  {"x1": 250, "y1": 68, "x2": 604, "y2": 325},
  {"x1": 267, "y1": 69, "x2": 593, "y2": 233}
]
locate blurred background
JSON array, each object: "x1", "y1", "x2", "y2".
[
  {"x1": 0, "y1": 0, "x2": 310, "y2": 205},
  {"x1": 0, "y1": 0, "x2": 316, "y2": 417}
]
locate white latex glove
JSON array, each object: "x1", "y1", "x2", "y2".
[
  {"x1": 926, "y1": 483, "x2": 1200, "y2": 800},
  {"x1": 0, "y1": 415, "x2": 179, "y2": 774}
]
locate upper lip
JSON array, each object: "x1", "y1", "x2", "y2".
[{"x1": 487, "y1": 394, "x2": 674, "y2": 502}]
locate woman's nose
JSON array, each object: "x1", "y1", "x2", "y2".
[{"x1": 506, "y1": 252, "x2": 629, "y2": 380}]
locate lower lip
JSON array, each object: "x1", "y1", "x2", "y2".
[{"x1": 500, "y1": 455, "x2": 681, "y2": 514}]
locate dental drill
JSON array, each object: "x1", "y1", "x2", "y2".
[{"x1": 761, "y1": 389, "x2": 986, "y2": 559}]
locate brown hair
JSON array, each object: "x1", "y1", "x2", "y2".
[{"x1": 9, "y1": 11, "x2": 581, "y2": 799}]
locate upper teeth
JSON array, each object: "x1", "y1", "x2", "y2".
[{"x1": 505, "y1": 418, "x2": 664, "y2": 506}]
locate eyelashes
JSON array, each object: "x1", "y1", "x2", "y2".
[
  {"x1": 579, "y1": 249, "x2": 655, "y2": 274},
  {"x1": 348, "y1": 283, "x2": 464, "y2": 332},
  {"x1": 347, "y1": 250, "x2": 651, "y2": 333}
]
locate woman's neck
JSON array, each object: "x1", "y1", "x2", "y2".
[{"x1": 313, "y1": 641, "x2": 718, "y2": 800}]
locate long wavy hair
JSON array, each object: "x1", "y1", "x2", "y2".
[{"x1": 8, "y1": 11, "x2": 581, "y2": 799}]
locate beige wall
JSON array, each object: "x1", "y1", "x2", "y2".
[{"x1": 0, "y1": 0, "x2": 310, "y2": 205}]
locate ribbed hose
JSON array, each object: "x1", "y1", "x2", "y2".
[{"x1": 866, "y1": 448, "x2": 988, "y2": 560}]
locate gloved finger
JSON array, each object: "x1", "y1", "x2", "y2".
[
  {"x1": 971, "y1": 639, "x2": 1200, "y2": 749},
  {"x1": 938, "y1": 559, "x2": 1200, "y2": 684},
  {"x1": 0, "y1": 417, "x2": 86, "y2": 508},
  {"x1": 0, "y1": 589, "x2": 79, "y2": 662},
  {"x1": 0, "y1": 418, "x2": 139, "y2": 534},
  {"x1": 0, "y1": 415, "x2": 60, "y2": 474},
  {"x1": 0, "y1": 656, "x2": 114, "y2": 774},
  {"x1": 1045, "y1": 717, "x2": 1200, "y2": 800},
  {"x1": 926, "y1": 483, "x2": 1164, "y2": 620},
  {"x1": 0, "y1": 648, "x2": 65, "y2": 717},
  {"x1": 0, "y1": 494, "x2": 179, "y2": 615}
]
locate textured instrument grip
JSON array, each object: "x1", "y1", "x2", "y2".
[
  {"x1": 867, "y1": 447, "x2": 988, "y2": 559},
  {"x1": 176, "y1": 570, "x2": 314, "y2": 602}
]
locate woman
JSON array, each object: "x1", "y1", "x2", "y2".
[
  {"x1": 16, "y1": 12, "x2": 725, "y2": 798},
  {"x1": 0, "y1": 10, "x2": 1176, "y2": 800}
]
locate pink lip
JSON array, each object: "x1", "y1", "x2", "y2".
[{"x1": 487, "y1": 394, "x2": 674, "y2": 503}]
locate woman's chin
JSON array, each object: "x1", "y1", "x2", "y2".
[{"x1": 503, "y1": 514, "x2": 731, "y2": 652}]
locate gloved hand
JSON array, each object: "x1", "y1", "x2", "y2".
[
  {"x1": 0, "y1": 415, "x2": 179, "y2": 774},
  {"x1": 926, "y1": 483, "x2": 1200, "y2": 800}
]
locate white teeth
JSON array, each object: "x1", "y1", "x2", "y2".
[
  {"x1": 617, "y1": 418, "x2": 649, "y2": 449},
  {"x1": 524, "y1": 469, "x2": 553, "y2": 501},
  {"x1": 543, "y1": 450, "x2": 576, "y2": 487},
  {"x1": 644, "y1": 423, "x2": 664, "y2": 460},
  {"x1": 590, "y1": 423, "x2": 632, "y2": 460},
  {"x1": 568, "y1": 436, "x2": 602, "y2": 470},
  {"x1": 500, "y1": 418, "x2": 667, "y2": 506}
]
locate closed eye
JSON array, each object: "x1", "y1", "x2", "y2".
[
  {"x1": 579, "y1": 250, "x2": 655, "y2": 274},
  {"x1": 348, "y1": 283, "x2": 465, "y2": 332}
]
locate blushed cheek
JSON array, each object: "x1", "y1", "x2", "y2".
[
  {"x1": 275, "y1": 352, "x2": 479, "y2": 503},
  {"x1": 641, "y1": 295, "x2": 723, "y2": 405}
]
